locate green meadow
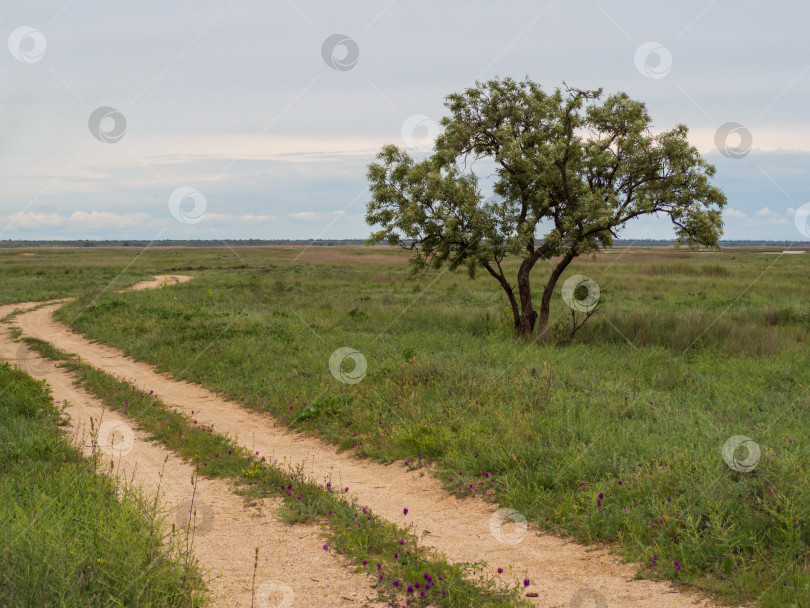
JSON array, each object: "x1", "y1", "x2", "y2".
[
  {"x1": 2, "y1": 244, "x2": 808, "y2": 606},
  {"x1": 0, "y1": 359, "x2": 206, "y2": 607}
]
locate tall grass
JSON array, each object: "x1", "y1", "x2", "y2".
[{"x1": 0, "y1": 360, "x2": 206, "y2": 607}]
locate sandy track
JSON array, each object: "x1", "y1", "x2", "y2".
[
  {"x1": 0, "y1": 305, "x2": 382, "y2": 608},
  {"x1": 9, "y1": 301, "x2": 731, "y2": 608},
  {"x1": 128, "y1": 274, "x2": 193, "y2": 290}
]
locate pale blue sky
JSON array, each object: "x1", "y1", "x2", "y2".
[{"x1": 1, "y1": 1, "x2": 808, "y2": 241}]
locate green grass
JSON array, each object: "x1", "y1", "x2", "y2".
[
  {"x1": 0, "y1": 359, "x2": 206, "y2": 607},
  {"x1": 0, "y1": 246, "x2": 257, "y2": 304},
  {"x1": 5, "y1": 244, "x2": 810, "y2": 606},
  {"x1": 24, "y1": 337, "x2": 529, "y2": 608}
]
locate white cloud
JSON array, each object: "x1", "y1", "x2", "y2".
[
  {"x1": 288, "y1": 210, "x2": 349, "y2": 222},
  {"x1": 723, "y1": 208, "x2": 747, "y2": 218},
  {"x1": 0, "y1": 211, "x2": 281, "y2": 234},
  {"x1": 2, "y1": 211, "x2": 160, "y2": 231},
  {"x1": 748, "y1": 207, "x2": 789, "y2": 224},
  {"x1": 201, "y1": 213, "x2": 276, "y2": 224}
]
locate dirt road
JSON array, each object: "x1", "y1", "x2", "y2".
[
  {"x1": 0, "y1": 303, "x2": 382, "y2": 608},
  {"x1": 5, "y1": 294, "x2": 728, "y2": 608}
]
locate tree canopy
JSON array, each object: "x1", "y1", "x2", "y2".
[{"x1": 366, "y1": 77, "x2": 726, "y2": 336}]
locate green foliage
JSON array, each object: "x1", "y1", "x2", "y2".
[
  {"x1": 0, "y1": 361, "x2": 205, "y2": 607},
  {"x1": 366, "y1": 77, "x2": 727, "y2": 333},
  {"x1": 292, "y1": 394, "x2": 354, "y2": 425}
]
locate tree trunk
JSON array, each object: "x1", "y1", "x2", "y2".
[
  {"x1": 504, "y1": 283, "x2": 521, "y2": 331},
  {"x1": 516, "y1": 260, "x2": 538, "y2": 335},
  {"x1": 536, "y1": 252, "x2": 576, "y2": 336}
]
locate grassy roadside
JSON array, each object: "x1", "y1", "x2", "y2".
[
  {"x1": 23, "y1": 336, "x2": 530, "y2": 608},
  {"x1": 53, "y1": 249, "x2": 810, "y2": 607},
  {"x1": 0, "y1": 359, "x2": 206, "y2": 607}
]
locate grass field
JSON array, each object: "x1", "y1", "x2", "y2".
[
  {"x1": 0, "y1": 358, "x2": 206, "y2": 607},
  {"x1": 22, "y1": 336, "x2": 527, "y2": 608},
  {"x1": 2, "y1": 244, "x2": 809, "y2": 607}
]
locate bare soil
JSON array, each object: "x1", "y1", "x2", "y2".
[{"x1": 127, "y1": 274, "x2": 194, "y2": 290}]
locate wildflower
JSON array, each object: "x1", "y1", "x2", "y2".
[
  {"x1": 403, "y1": 508, "x2": 408, "y2": 515},
  {"x1": 393, "y1": 580, "x2": 399, "y2": 588},
  {"x1": 523, "y1": 578, "x2": 530, "y2": 587},
  {"x1": 674, "y1": 561, "x2": 681, "y2": 571},
  {"x1": 497, "y1": 568, "x2": 503, "y2": 574},
  {"x1": 598, "y1": 492, "x2": 604, "y2": 500},
  {"x1": 322, "y1": 544, "x2": 328, "y2": 551}
]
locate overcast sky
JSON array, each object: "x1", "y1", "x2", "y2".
[{"x1": 1, "y1": 0, "x2": 809, "y2": 241}]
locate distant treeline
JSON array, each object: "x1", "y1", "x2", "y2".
[{"x1": 0, "y1": 238, "x2": 807, "y2": 249}]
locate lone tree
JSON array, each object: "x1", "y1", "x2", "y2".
[{"x1": 366, "y1": 78, "x2": 726, "y2": 336}]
